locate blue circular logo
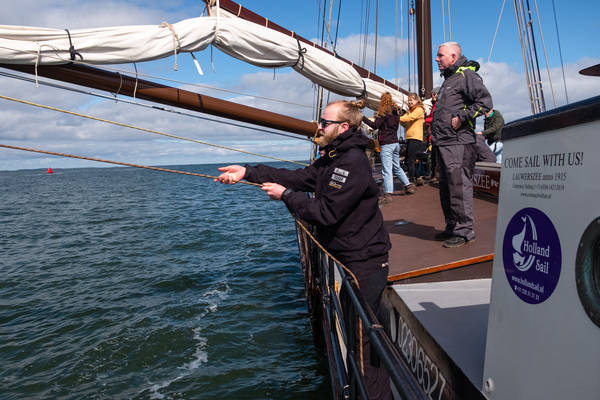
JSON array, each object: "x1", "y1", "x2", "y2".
[{"x1": 502, "y1": 207, "x2": 561, "y2": 304}]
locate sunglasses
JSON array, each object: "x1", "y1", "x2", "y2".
[{"x1": 318, "y1": 118, "x2": 347, "y2": 127}]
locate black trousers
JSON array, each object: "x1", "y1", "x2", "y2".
[
  {"x1": 340, "y1": 254, "x2": 392, "y2": 400},
  {"x1": 405, "y1": 139, "x2": 422, "y2": 182}
]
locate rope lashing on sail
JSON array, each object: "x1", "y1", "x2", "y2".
[
  {"x1": 293, "y1": 39, "x2": 307, "y2": 70},
  {"x1": 64, "y1": 29, "x2": 83, "y2": 63},
  {"x1": 0, "y1": 143, "x2": 262, "y2": 187},
  {"x1": 160, "y1": 22, "x2": 182, "y2": 71},
  {"x1": 0, "y1": 94, "x2": 309, "y2": 167}
]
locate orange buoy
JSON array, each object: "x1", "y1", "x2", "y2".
[{"x1": 47, "y1": 167, "x2": 53, "y2": 174}]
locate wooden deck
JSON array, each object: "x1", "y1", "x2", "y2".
[{"x1": 382, "y1": 182, "x2": 498, "y2": 282}]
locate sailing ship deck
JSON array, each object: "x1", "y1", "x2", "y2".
[
  {"x1": 381, "y1": 181, "x2": 498, "y2": 389},
  {"x1": 382, "y1": 182, "x2": 497, "y2": 282}
]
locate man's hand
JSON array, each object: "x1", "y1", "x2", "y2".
[
  {"x1": 476, "y1": 131, "x2": 483, "y2": 135},
  {"x1": 261, "y1": 182, "x2": 286, "y2": 200},
  {"x1": 451, "y1": 116, "x2": 461, "y2": 130},
  {"x1": 215, "y1": 165, "x2": 246, "y2": 184}
]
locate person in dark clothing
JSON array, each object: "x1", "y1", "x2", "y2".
[
  {"x1": 216, "y1": 100, "x2": 393, "y2": 400},
  {"x1": 432, "y1": 42, "x2": 492, "y2": 248},
  {"x1": 474, "y1": 130, "x2": 497, "y2": 162},
  {"x1": 362, "y1": 92, "x2": 415, "y2": 205},
  {"x1": 424, "y1": 87, "x2": 440, "y2": 181},
  {"x1": 477, "y1": 109, "x2": 504, "y2": 162}
]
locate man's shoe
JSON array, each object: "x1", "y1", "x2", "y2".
[
  {"x1": 443, "y1": 236, "x2": 476, "y2": 248},
  {"x1": 404, "y1": 184, "x2": 416, "y2": 194},
  {"x1": 434, "y1": 231, "x2": 453, "y2": 241},
  {"x1": 415, "y1": 177, "x2": 425, "y2": 186}
]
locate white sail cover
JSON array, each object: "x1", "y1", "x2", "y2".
[{"x1": 0, "y1": 12, "x2": 407, "y2": 108}]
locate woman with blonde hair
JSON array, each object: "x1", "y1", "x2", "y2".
[
  {"x1": 400, "y1": 92, "x2": 426, "y2": 185},
  {"x1": 362, "y1": 92, "x2": 414, "y2": 204}
]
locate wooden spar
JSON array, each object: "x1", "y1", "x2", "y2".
[
  {"x1": 0, "y1": 63, "x2": 318, "y2": 138},
  {"x1": 209, "y1": 0, "x2": 410, "y2": 96},
  {"x1": 416, "y1": 0, "x2": 433, "y2": 98}
]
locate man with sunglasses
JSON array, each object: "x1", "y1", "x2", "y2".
[{"x1": 216, "y1": 99, "x2": 393, "y2": 399}]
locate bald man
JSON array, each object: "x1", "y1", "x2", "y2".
[{"x1": 431, "y1": 42, "x2": 492, "y2": 247}]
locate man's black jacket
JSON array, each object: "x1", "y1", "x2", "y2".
[
  {"x1": 432, "y1": 56, "x2": 492, "y2": 146},
  {"x1": 244, "y1": 127, "x2": 391, "y2": 263}
]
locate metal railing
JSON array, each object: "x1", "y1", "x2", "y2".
[{"x1": 297, "y1": 224, "x2": 428, "y2": 400}]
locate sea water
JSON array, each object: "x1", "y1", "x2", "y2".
[{"x1": 0, "y1": 163, "x2": 329, "y2": 399}]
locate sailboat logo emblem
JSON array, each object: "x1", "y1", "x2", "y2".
[
  {"x1": 502, "y1": 207, "x2": 562, "y2": 304},
  {"x1": 512, "y1": 215, "x2": 536, "y2": 272}
]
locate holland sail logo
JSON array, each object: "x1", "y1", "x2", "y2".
[
  {"x1": 503, "y1": 207, "x2": 561, "y2": 304},
  {"x1": 511, "y1": 215, "x2": 537, "y2": 272}
]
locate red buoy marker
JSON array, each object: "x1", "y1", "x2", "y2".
[{"x1": 47, "y1": 167, "x2": 53, "y2": 174}]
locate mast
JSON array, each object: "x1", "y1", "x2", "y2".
[
  {"x1": 1, "y1": 63, "x2": 317, "y2": 138},
  {"x1": 415, "y1": 0, "x2": 433, "y2": 98}
]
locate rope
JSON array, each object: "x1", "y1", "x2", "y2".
[
  {"x1": 374, "y1": 0, "x2": 379, "y2": 74},
  {"x1": 0, "y1": 70, "x2": 311, "y2": 143},
  {"x1": 551, "y1": 0, "x2": 569, "y2": 104},
  {"x1": 487, "y1": 0, "x2": 507, "y2": 63},
  {"x1": 160, "y1": 22, "x2": 182, "y2": 71},
  {"x1": 315, "y1": 0, "x2": 336, "y2": 50},
  {"x1": 292, "y1": 39, "x2": 307, "y2": 70},
  {"x1": 441, "y1": 0, "x2": 445, "y2": 42},
  {"x1": 64, "y1": 29, "x2": 83, "y2": 62},
  {"x1": 513, "y1": 0, "x2": 535, "y2": 114},
  {"x1": 532, "y1": 0, "x2": 557, "y2": 108},
  {"x1": 1, "y1": 133, "x2": 365, "y2": 374},
  {"x1": 0, "y1": 94, "x2": 309, "y2": 167},
  {"x1": 447, "y1": 0, "x2": 452, "y2": 40},
  {"x1": 1, "y1": 140, "x2": 358, "y2": 289},
  {"x1": 0, "y1": 143, "x2": 262, "y2": 187},
  {"x1": 0, "y1": 44, "x2": 316, "y2": 110}
]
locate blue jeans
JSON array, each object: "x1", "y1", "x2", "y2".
[
  {"x1": 380, "y1": 143, "x2": 410, "y2": 193},
  {"x1": 489, "y1": 141, "x2": 503, "y2": 163}
]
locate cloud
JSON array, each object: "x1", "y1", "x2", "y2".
[
  {"x1": 1, "y1": 0, "x2": 202, "y2": 29},
  {"x1": 478, "y1": 57, "x2": 600, "y2": 122},
  {"x1": 334, "y1": 34, "x2": 408, "y2": 70}
]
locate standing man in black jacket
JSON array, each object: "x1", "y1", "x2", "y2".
[
  {"x1": 216, "y1": 100, "x2": 393, "y2": 400},
  {"x1": 432, "y1": 42, "x2": 492, "y2": 247}
]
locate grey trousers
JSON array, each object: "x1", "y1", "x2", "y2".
[
  {"x1": 436, "y1": 144, "x2": 477, "y2": 240},
  {"x1": 475, "y1": 133, "x2": 496, "y2": 162}
]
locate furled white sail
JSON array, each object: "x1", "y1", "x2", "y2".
[{"x1": 0, "y1": 13, "x2": 409, "y2": 109}]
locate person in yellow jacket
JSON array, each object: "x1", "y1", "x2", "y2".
[{"x1": 400, "y1": 93, "x2": 426, "y2": 185}]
